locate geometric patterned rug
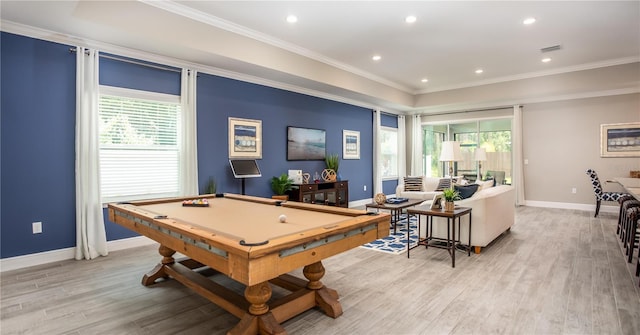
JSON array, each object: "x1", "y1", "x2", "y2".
[{"x1": 360, "y1": 214, "x2": 419, "y2": 255}]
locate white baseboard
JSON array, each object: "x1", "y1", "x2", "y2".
[
  {"x1": 0, "y1": 236, "x2": 156, "y2": 273},
  {"x1": 524, "y1": 200, "x2": 618, "y2": 214}
]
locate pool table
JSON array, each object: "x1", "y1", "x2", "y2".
[{"x1": 108, "y1": 193, "x2": 390, "y2": 335}]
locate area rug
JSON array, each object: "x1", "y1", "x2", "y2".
[{"x1": 360, "y1": 215, "x2": 419, "y2": 255}]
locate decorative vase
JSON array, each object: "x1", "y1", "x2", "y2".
[
  {"x1": 322, "y1": 169, "x2": 337, "y2": 182},
  {"x1": 374, "y1": 193, "x2": 387, "y2": 205},
  {"x1": 444, "y1": 201, "x2": 455, "y2": 211}
]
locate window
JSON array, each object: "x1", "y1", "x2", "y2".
[
  {"x1": 99, "y1": 86, "x2": 181, "y2": 202},
  {"x1": 422, "y1": 118, "x2": 512, "y2": 183},
  {"x1": 379, "y1": 126, "x2": 398, "y2": 178}
]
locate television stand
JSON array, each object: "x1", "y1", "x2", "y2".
[{"x1": 288, "y1": 180, "x2": 349, "y2": 208}]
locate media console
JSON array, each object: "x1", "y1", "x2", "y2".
[{"x1": 288, "y1": 180, "x2": 349, "y2": 208}]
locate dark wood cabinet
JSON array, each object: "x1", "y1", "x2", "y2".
[{"x1": 288, "y1": 180, "x2": 349, "y2": 208}]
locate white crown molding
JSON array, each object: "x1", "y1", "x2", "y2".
[
  {"x1": 416, "y1": 56, "x2": 640, "y2": 95},
  {"x1": 414, "y1": 87, "x2": 640, "y2": 116},
  {"x1": 138, "y1": 0, "x2": 413, "y2": 93}
]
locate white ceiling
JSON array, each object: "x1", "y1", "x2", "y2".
[{"x1": 2, "y1": 1, "x2": 639, "y2": 111}]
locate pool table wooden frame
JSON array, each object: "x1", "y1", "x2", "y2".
[{"x1": 108, "y1": 193, "x2": 390, "y2": 335}]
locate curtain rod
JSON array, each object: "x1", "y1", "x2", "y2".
[{"x1": 69, "y1": 48, "x2": 181, "y2": 73}]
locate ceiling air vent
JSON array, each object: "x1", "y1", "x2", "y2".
[{"x1": 540, "y1": 45, "x2": 562, "y2": 53}]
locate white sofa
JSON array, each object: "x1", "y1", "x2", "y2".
[
  {"x1": 395, "y1": 177, "x2": 449, "y2": 201},
  {"x1": 417, "y1": 184, "x2": 515, "y2": 253}
]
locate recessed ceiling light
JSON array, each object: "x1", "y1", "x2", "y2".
[
  {"x1": 541, "y1": 57, "x2": 552, "y2": 63},
  {"x1": 405, "y1": 15, "x2": 417, "y2": 24},
  {"x1": 372, "y1": 55, "x2": 382, "y2": 61},
  {"x1": 475, "y1": 69, "x2": 484, "y2": 74},
  {"x1": 286, "y1": 15, "x2": 298, "y2": 23},
  {"x1": 523, "y1": 17, "x2": 536, "y2": 25},
  {"x1": 421, "y1": 78, "x2": 428, "y2": 83}
]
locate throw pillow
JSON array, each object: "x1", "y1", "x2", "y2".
[
  {"x1": 403, "y1": 176, "x2": 423, "y2": 192},
  {"x1": 435, "y1": 178, "x2": 451, "y2": 191},
  {"x1": 455, "y1": 184, "x2": 480, "y2": 199},
  {"x1": 475, "y1": 179, "x2": 494, "y2": 191}
]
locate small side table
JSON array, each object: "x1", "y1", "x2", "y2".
[
  {"x1": 365, "y1": 199, "x2": 423, "y2": 234},
  {"x1": 406, "y1": 205, "x2": 472, "y2": 268}
]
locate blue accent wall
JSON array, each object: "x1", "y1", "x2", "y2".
[
  {"x1": 1, "y1": 32, "x2": 77, "y2": 257},
  {"x1": 196, "y1": 74, "x2": 374, "y2": 199},
  {"x1": 1, "y1": 32, "x2": 378, "y2": 258}
]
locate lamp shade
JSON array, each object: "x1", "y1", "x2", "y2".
[
  {"x1": 439, "y1": 141, "x2": 463, "y2": 162},
  {"x1": 474, "y1": 147, "x2": 487, "y2": 161}
]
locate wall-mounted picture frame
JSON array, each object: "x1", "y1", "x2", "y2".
[
  {"x1": 343, "y1": 130, "x2": 360, "y2": 159},
  {"x1": 600, "y1": 122, "x2": 640, "y2": 158},
  {"x1": 229, "y1": 117, "x2": 262, "y2": 159},
  {"x1": 287, "y1": 126, "x2": 326, "y2": 160}
]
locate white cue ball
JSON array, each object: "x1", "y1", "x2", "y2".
[{"x1": 279, "y1": 214, "x2": 287, "y2": 223}]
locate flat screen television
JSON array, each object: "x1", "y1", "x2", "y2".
[
  {"x1": 287, "y1": 126, "x2": 326, "y2": 161},
  {"x1": 229, "y1": 159, "x2": 262, "y2": 178}
]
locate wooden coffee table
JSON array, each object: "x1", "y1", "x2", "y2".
[{"x1": 366, "y1": 198, "x2": 423, "y2": 234}]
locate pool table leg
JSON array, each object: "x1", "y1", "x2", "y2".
[
  {"x1": 229, "y1": 282, "x2": 286, "y2": 335},
  {"x1": 141, "y1": 245, "x2": 175, "y2": 286},
  {"x1": 303, "y1": 261, "x2": 343, "y2": 318}
]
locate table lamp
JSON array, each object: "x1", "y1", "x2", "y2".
[
  {"x1": 439, "y1": 141, "x2": 462, "y2": 188},
  {"x1": 474, "y1": 147, "x2": 487, "y2": 181}
]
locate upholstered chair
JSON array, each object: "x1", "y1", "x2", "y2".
[{"x1": 585, "y1": 169, "x2": 628, "y2": 217}]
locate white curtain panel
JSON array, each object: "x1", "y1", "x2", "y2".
[
  {"x1": 373, "y1": 110, "x2": 383, "y2": 195},
  {"x1": 75, "y1": 47, "x2": 108, "y2": 260},
  {"x1": 397, "y1": 115, "x2": 406, "y2": 181},
  {"x1": 179, "y1": 69, "x2": 198, "y2": 196},
  {"x1": 512, "y1": 105, "x2": 526, "y2": 206},
  {"x1": 411, "y1": 115, "x2": 423, "y2": 176}
]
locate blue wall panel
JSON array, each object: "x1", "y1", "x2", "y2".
[
  {"x1": 196, "y1": 74, "x2": 374, "y2": 199},
  {"x1": 1, "y1": 32, "x2": 77, "y2": 257}
]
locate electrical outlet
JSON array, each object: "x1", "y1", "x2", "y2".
[
  {"x1": 571, "y1": 187, "x2": 577, "y2": 194},
  {"x1": 363, "y1": 185, "x2": 367, "y2": 191},
  {"x1": 32, "y1": 221, "x2": 43, "y2": 234}
]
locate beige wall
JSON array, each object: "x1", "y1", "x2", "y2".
[{"x1": 522, "y1": 93, "x2": 640, "y2": 206}]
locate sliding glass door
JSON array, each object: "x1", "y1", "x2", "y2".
[{"x1": 421, "y1": 118, "x2": 512, "y2": 184}]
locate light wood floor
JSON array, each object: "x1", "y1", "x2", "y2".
[{"x1": 2, "y1": 206, "x2": 640, "y2": 335}]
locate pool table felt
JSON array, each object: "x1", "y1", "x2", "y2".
[{"x1": 135, "y1": 196, "x2": 363, "y2": 245}]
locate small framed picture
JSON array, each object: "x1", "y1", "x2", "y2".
[
  {"x1": 229, "y1": 117, "x2": 262, "y2": 159},
  {"x1": 600, "y1": 122, "x2": 640, "y2": 158},
  {"x1": 343, "y1": 130, "x2": 360, "y2": 160},
  {"x1": 430, "y1": 194, "x2": 443, "y2": 210}
]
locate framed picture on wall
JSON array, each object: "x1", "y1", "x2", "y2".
[
  {"x1": 228, "y1": 117, "x2": 262, "y2": 159},
  {"x1": 343, "y1": 130, "x2": 360, "y2": 159},
  {"x1": 600, "y1": 122, "x2": 640, "y2": 157}
]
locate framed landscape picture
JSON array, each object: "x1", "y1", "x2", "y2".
[
  {"x1": 600, "y1": 122, "x2": 640, "y2": 157},
  {"x1": 343, "y1": 130, "x2": 360, "y2": 159},
  {"x1": 228, "y1": 117, "x2": 262, "y2": 159},
  {"x1": 287, "y1": 126, "x2": 326, "y2": 160}
]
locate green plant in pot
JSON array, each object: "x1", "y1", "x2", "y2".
[
  {"x1": 441, "y1": 188, "x2": 460, "y2": 211},
  {"x1": 271, "y1": 173, "x2": 293, "y2": 200},
  {"x1": 324, "y1": 153, "x2": 340, "y2": 181}
]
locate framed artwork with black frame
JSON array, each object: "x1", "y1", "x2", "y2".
[{"x1": 287, "y1": 126, "x2": 326, "y2": 161}]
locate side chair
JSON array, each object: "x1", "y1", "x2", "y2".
[{"x1": 585, "y1": 169, "x2": 627, "y2": 217}]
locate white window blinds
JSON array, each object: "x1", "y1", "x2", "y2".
[{"x1": 98, "y1": 88, "x2": 181, "y2": 202}]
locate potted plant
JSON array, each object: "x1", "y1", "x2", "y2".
[
  {"x1": 204, "y1": 177, "x2": 216, "y2": 194},
  {"x1": 441, "y1": 188, "x2": 460, "y2": 211},
  {"x1": 324, "y1": 153, "x2": 340, "y2": 181},
  {"x1": 271, "y1": 173, "x2": 293, "y2": 200}
]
